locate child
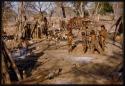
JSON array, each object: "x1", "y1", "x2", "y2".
[
  {"x1": 81, "y1": 32, "x2": 87, "y2": 53},
  {"x1": 90, "y1": 30, "x2": 102, "y2": 54}
]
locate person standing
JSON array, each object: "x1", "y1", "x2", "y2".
[
  {"x1": 43, "y1": 17, "x2": 48, "y2": 39},
  {"x1": 99, "y1": 25, "x2": 108, "y2": 51}
]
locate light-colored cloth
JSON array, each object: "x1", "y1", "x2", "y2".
[{"x1": 12, "y1": 48, "x2": 28, "y2": 59}]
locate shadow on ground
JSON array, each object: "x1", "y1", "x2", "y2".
[
  {"x1": 10, "y1": 44, "x2": 45, "y2": 82},
  {"x1": 71, "y1": 62, "x2": 122, "y2": 84}
]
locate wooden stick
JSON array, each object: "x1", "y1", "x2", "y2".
[
  {"x1": 1, "y1": 54, "x2": 11, "y2": 84},
  {"x1": 2, "y1": 40, "x2": 22, "y2": 81}
]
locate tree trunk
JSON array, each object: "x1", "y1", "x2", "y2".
[
  {"x1": 80, "y1": 2, "x2": 84, "y2": 17},
  {"x1": 94, "y1": 2, "x2": 100, "y2": 15},
  {"x1": 18, "y1": 2, "x2": 24, "y2": 32},
  {"x1": 17, "y1": 2, "x2": 27, "y2": 40},
  {"x1": 61, "y1": 4, "x2": 66, "y2": 18}
]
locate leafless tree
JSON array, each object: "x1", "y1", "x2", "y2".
[
  {"x1": 54, "y1": 2, "x2": 66, "y2": 18},
  {"x1": 2, "y1": 1, "x2": 17, "y2": 27},
  {"x1": 72, "y1": 1, "x2": 87, "y2": 17}
]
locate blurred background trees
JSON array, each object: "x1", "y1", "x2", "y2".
[{"x1": 2, "y1": 1, "x2": 123, "y2": 29}]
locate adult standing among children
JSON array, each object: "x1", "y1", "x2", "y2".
[{"x1": 99, "y1": 25, "x2": 108, "y2": 51}]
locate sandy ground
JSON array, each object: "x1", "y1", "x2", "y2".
[{"x1": 14, "y1": 38, "x2": 123, "y2": 84}]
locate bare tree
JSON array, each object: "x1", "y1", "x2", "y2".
[
  {"x1": 2, "y1": 1, "x2": 17, "y2": 27},
  {"x1": 17, "y1": 1, "x2": 26, "y2": 32},
  {"x1": 72, "y1": 1, "x2": 87, "y2": 17},
  {"x1": 24, "y1": 2, "x2": 54, "y2": 14},
  {"x1": 55, "y1": 2, "x2": 66, "y2": 18}
]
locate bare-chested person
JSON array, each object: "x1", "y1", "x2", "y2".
[
  {"x1": 85, "y1": 27, "x2": 91, "y2": 51},
  {"x1": 81, "y1": 32, "x2": 87, "y2": 53},
  {"x1": 99, "y1": 25, "x2": 108, "y2": 51},
  {"x1": 67, "y1": 31, "x2": 73, "y2": 53},
  {"x1": 90, "y1": 30, "x2": 102, "y2": 54}
]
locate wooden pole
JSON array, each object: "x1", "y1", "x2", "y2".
[
  {"x1": 1, "y1": 54, "x2": 11, "y2": 84},
  {"x1": 2, "y1": 40, "x2": 22, "y2": 81}
]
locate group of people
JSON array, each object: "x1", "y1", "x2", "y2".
[
  {"x1": 67, "y1": 25, "x2": 108, "y2": 54},
  {"x1": 14, "y1": 15, "x2": 108, "y2": 56}
]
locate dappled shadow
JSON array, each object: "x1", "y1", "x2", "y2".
[
  {"x1": 71, "y1": 62, "x2": 122, "y2": 84},
  {"x1": 107, "y1": 33, "x2": 122, "y2": 49},
  {"x1": 108, "y1": 51, "x2": 123, "y2": 60},
  {"x1": 15, "y1": 51, "x2": 44, "y2": 78},
  {"x1": 102, "y1": 50, "x2": 123, "y2": 60},
  {"x1": 11, "y1": 43, "x2": 46, "y2": 81},
  {"x1": 16, "y1": 57, "x2": 64, "y2": 84},
  {"x1": 13, "y1": 42, "x2": 59, "y2": 83},
  {"x1": 106, "y1": 41, "x2": 122, "y2": 49},
  {"x1": 9, "y1": 54, "x2": 40, "y2": 82}
]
